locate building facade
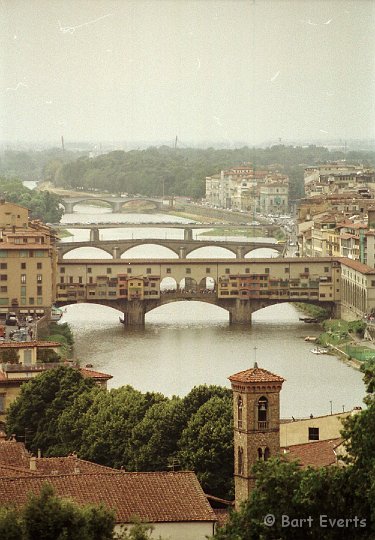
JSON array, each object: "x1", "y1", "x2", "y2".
[{"x1": 0, "y1": 201, "x2": 58, "y2": 317}]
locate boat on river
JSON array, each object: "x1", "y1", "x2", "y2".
[
  {"x1": 51, "y1": 306, "x2": 64, "y2": 321},
  {"x1": 304, "y1": 336, "x2": 317, "y2": 342},
  {"x1": 299, "y1": 317, "x2": 319, "y2": 323},
  {"x1": 310, "y1": 346, "x2": 329, "y2": 355}
]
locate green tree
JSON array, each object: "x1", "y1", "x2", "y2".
[
  {"x1": 6, "y1": 367, "x2": 96, "y2": 455},
  {"x1": 0, "y1": 484, "x2": 115, "y2": 540},
  {"x1": 178, "y1": 395, "x2": 233, "y2": 499}
]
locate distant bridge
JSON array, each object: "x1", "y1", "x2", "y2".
[
  {"x1": 61, "y1": 195, "x2": 167, "y2": 213},
  {"x1": 57, "y1": 237, "x2": 284, "y2": 259}
]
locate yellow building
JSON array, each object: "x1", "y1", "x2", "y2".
[{"x1": 0, "y1": 200, "x2": 58, "y2": 317}]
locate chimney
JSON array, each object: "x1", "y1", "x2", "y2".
[
  {"x1": 37, "y1": 448, "x2": 42, "y2": 458},
  {"x1": 29, "y1": 457, "x2": 37, "y2": 471},
  {"x1": 74, "y1": 466, "x2": 80, "y2": 474}
]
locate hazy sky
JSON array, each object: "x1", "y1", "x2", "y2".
[{"x1": 1, "y1": 0, "x2": 375, "y2": 146}]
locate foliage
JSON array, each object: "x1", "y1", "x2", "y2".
[
  {"x1": 6, "y1": 367, "x2": 96, "y2": 455},
  {"x1": 53, "y1": 145, "x2": 375, "y2": 201},
  {"x1": 0, "y1": 483, "x2": 115, "y2": 540},
  {"x1": 0, "y1": 348, "x2": 19, "y2": 363},
  {"x1": 115, "y1": 518, "x2": 159, "y2": 540},
  {"x1": 39, "y1": 322, "x2": 74, "y2": 358},
  {"x1": 36, "y1": 348, "x2": 61, "y2": 363},
  {"x1": 178, "y1": 395, "x2": 234, "y2": 499},
  {"x1": 298, "y1": 302, "x2": 330, "y2": 320},
  {"x1": 0, "y1": 176, "x2": 63, "y2": 222}
]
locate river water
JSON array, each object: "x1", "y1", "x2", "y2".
[{"x1": 57, "y1": 204, "x2": 365, "y2": 418}]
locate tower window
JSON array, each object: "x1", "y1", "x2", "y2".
[
  {"x1": 258, "y1": 396, "x2": 268, "y2": 429},
  {"x1": 237, "y1": 395, "x2": 243, "y2": 429},
  {"x1": 264, "y1": 447, "x2": 270, "y2": 461},
  {"x1": 238, "y1": 447, "x2": 244, "y2": 475}
]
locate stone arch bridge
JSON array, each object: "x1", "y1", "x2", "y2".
[
  {"x1": 61, "y1": 196, "x2": 166, "y2": 213},
  {"x1": 55, "y1": 257, "x2": 342, "y2": 325},
  {"x1": 58, "y1": 237, "x2": 284, "y2": 259}
]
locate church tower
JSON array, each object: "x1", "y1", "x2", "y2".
[{"x1": 228, "y1": 363, "x2": 284, "y2": 509}]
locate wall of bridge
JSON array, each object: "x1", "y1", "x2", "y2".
[{"x1": 55, "y1": 257, "x2": 346, "y2": 325}]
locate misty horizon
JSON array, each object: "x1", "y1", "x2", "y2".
[{"x1": 2, "y1": 0, "x2": 375, "y2": 146}]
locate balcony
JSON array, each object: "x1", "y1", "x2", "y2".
[{"x1": 258, "y1": 421, "x2": 269, "y2": 430}]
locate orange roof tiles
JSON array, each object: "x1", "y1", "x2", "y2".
[
  {"x1": 79, "y1": 367, "x2": 112, "y2": 380},
  {"x1": 33, "y1": 456, "x2": 119, "y2": 475},
  {"x1": 282, "y1": 438, "x2": 342, "y2": 468},
  {"x1": 0, "y1": 440, "x2": 31, "y2": 469},
  {"x1": 0, "y1": 471, "x2": 217, "y2": 524},
  {"x1": 229, "y1": 366, "x2": 284, "y2": 384}
]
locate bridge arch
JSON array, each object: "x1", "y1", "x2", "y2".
[
  {"x1": 120, "y1": 243, "x2": 179, "y2": 258},
  {"x1": 243, "y1": 246, "x2": 281, "y2": 257},
  {"x1": 186, "y1": 245, "x2": 237, "y2": 258},
  {"x1": 61, "y1": 246, "x2": 114, "y2": 259},
  {"x1": 62, "y1": 198, "x2": 115, "y2": 213}
]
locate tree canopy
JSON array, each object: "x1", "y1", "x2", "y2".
[{"x1": 0, "y1": 483, "x2": 115, "y2": 540}]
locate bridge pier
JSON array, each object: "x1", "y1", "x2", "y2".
[
  {"x1": 236, "y1": 246, "x2": 245, "y2": 259},
  {"x1": 63, "y1": 201, "x2": 74, "y2": 213},
  {"x1": 121, "y1": 300, "x2": 145, "y2": 326},
  {"x1": 228, "y1": 299, "x2": 253, "y2": 325},
  {"x1": 184, "y1": 228, "x2": 193, "y2": 241},
  {"x1": 179, "y1": 247, "x2": 187, "y2": 258},
  {"x1": 112, "y1": 201, "x2": 123, "y2": 212},
  {"x1": 90, "y1": 228, "x2": 100, "y2": 242}
]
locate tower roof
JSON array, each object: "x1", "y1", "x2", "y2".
[{"x1": 228, "y1": 365, "x2": 284, "y2": 384}]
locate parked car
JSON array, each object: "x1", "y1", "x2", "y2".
[{"x1": 5, "y1": 312, "x2": 18, "y2": 326}]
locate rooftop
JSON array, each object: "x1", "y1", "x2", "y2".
[
  {"x1": 0, "y1": 471, "x2": 217, "y2": 524},
  {"x1": 282, "y1": 438, "x2": 343, "y2": 468},
  {"x1": 229, "y1": 365, "x2": 284, "y2": 384}
]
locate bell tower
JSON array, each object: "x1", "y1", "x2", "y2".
[{"x1": 229, "y1": 363, "x2": 284, "y2": 509}]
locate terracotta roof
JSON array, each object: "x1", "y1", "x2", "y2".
[
  {"x1": 214, "y1": 508, "x2": 230, "y2": 528},
  {"x1": 0, "y1": 440, "x2": 31, "y2": 469},
  {"x1": 0, "y1": 471, "x2": 217, "y2": 524},
  {"x1": 229, "y1": 366, "x2": 284, "y2": 384},
  {"x1": 33, "y1": 456, "x2": 120, "y2": 475},
  {"x1": 282, "y1": 438, "x2": 343, "y2": 468},
  {"x1": 0, "y1": 341, "x2": 61, "y2": 349},
  {"x1": 339, "y1": 257, "x2": 375, "y2": 274},
  {"x1": 79, "y1": 367, "x2": 112, "y2": 381},
  {"x1": 0, "y1": 463, "x2": 38, "y2": 477}
]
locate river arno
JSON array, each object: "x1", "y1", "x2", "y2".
[{"x1": 59, "y1": 205, "x2": 366, "y2": 419}]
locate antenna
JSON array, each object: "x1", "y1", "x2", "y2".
[
  {"x1": 174, "y1": 135, "x2": 178, "y2": 149},
  {"x1": 253, "y1": 346, "x2": 258, "y2": 368},
  {"x1": 61, "y1": 135, "x2": 65, "y2": 152}
]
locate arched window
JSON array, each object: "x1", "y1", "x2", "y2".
[
  {"x1": 238, "y1": 447, "x2": 244, "y2": 474},
  {"x1": 237, "y1": 395, "x2": 243, "y2": 429},
  {"x1": 258, "y1": 396, "x2": 268, "y2": 429},
  {"x1": 264, "y1": 447, "x2": 270, "y2": 461},
  {"x1": 257, "y1": 447, "x2": 263, "y2": 460}
]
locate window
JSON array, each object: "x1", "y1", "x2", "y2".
[
  {"x1": 304, "y1": 268, "x2": 309, "y2": 273},
  {"x1": 0, "y1": 251, "x2": 8, "y2": 258},
  {"x1": 69, "y1": 277, "x2": 73, "y2": 284},
  {"x1": 238, "y1": 447, "x2": 244, "y2": 475},
  {"x1": 37, "y1": 286, "x2": 42, "y2": 296},
  {"x1": 186, "y1": 268, "x2": 191, "y2": 274},
  {"x1": 60, "y1": 267, "x2": 65, "y2": 274},
  {"x1": 324, "y1": 267, "x2": 329, "y2": 273},
  {"x1": 37, "y1": 262, "x2": 42, "y2": 269},
  {"x1": 308, "y1": 427, "x2": 319, "y2": 441},
  {"x1": 37, "y1": 274, "x2": 42, "y2": 283},
  {"x1": 0, "y1": 286, "x2": 6, "y2": 293},
  {"x1": 60, "y1": 277, "x2": 64, "y2": 284},
  {"x1": 285, "y1": 268, "x2": 289, "y2": 273},
  {"x1": 245, "y1": 268, "x2": 250, "y2": 273},
  {"x1": 21, "y1": 274, "x2": 26, "y2": 284},
  {"x1": 0, "y1": 275, "x2": 7, "y2": 281},
  {"x1": 21, "y1": 262, "x2": 26, "y2": 269},
  {"x1": 206, "y1": 268, "x2": 211, "y2": 274},
  {"x1": 225, "y1": 268, "x2": 230, "y2": 274},
  {"x1": 35, "y1": 251, "x2": 44, "y2": 257},
  {"x1": 89, "y1": 277, "x2": 93, "y2": 284},
  {"x1": 87, "y1": 267, "x2": 92, "y2": 274},
  {"x1": 237, "y1": 396, "x2": 243, "y2": 429},
  {"x1": 20, "y1": 250, "x2": 28, "y2": 257},
  {"x1": 127, "y1": 268, "x2": 132, "y2": 274},
  {"x1": 107, "y1": 268, "x2": 112, "y2": 274},
  {"x1": 264, "y1": 447, "x2": 270, "y2": 461},
  {"x1": 0, "y1": 394, "x2": 5, "y2": 413},
  {"x1": 0, "y1": 263, "x2": 6, "y2": 270},
  {"x1": 21, "y1": 286, "x2": 26, "y2": 296},
  {"x1": 0, "y1": 298, "x2": 8, "y2": 305},
  {"x1": 166, "y1": 268, "x2": 171, "y2": 274},
  {"x1": 265, "y1": 268, "x2": 270, "y2": 274},
  {"x1": 78, "y1": 277, "x2": 82, "y2": 284},
  {"x1": 258, "y1": 396, "x2": 268, "y2": 429},
  {"x1": 146, "y1": 268, "x2": 151, "y2": 274},
  {"x1": 29, "y1": 297, "x2": 35, "y2": 305}
]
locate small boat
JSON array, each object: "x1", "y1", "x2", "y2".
[
  {"x1": 310, "y1": 347, "x2": 329, "y2": 355},
  {"x1": 304, "y1": 336, "x2": 317, "y2": 342},
  {"x1": 300, "y1": 317, "x2": 319, "y2": 323}
]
